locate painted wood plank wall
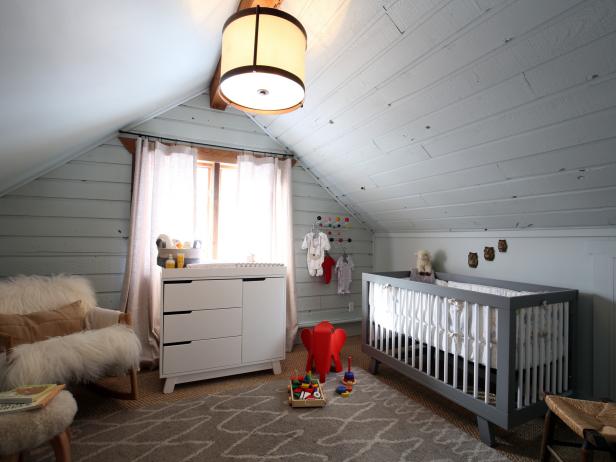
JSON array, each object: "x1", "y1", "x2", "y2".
[
  {"x1": 0, "y1": 93, "x2": 374, "y2": 323},
  {"x1": 292, "y1": 166, "x2": 373, "y2": 327},
  {"x1": 0, "y1": 138, "x2": 131, "y2": 308},
  {"x1": 130, "y1": 94, "x2": 375, "y2": 326}
]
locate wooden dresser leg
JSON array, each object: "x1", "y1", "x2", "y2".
[
  {"x1": 50, "y1": 429, "x2": 71, "y2": 462},
  {"x1": 163, "y1": 377, "x2": 177, "y2": 394}
]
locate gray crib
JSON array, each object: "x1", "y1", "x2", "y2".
[{"x1": 361, "y1": 271, "x2": 577, "y2": 446}]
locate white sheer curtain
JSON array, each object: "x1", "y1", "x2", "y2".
[
  {"x1": 235, "y1": 153, "x2": 297, "y2": 350},
  {"x1": 120, "y1": 139, "x2": 197, "y2": 365}
]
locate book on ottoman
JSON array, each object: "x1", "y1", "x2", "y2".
[{"x1": 0, "y1": 384, "x2": 64, "y2": 414}]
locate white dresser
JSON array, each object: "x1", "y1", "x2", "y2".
[{"x1": 159, "y1": 263, "x2": 286, "y2": 393}]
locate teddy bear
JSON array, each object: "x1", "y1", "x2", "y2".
[{"x1": 415, "y1": 250, "x2": 433, "y2": 276}]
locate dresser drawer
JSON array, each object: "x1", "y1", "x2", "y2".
[
  {"x1": 163, "y1": 279, "x2": 242, "y2": 312},
  {"x1": 162, "y1": 336, "x2": 241, "y2": 375},
  {"x1": 163, "y1": 308, "x2": 242, "y2": 343}
]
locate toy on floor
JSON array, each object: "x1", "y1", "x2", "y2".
[
  {"x1": 335, "y1": 384, "x2": 352, "y2": 398},
  {"x1": 301, "y1": 321, "x2": 347, "y2": 383},
  {"x1": 342, "y1": 356, "x2": 356, "y2": 386},
  {"x1": 288, "y1": 371, "x2": 326, "y2": 407}
]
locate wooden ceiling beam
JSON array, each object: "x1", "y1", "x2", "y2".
[{"x1": 209, "y1": 0, "x2": 284, "y2": 111}]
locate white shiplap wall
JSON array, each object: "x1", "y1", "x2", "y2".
[
  {"x1": 292, "y1": 166, "x2": 373, "y2": 327},
  {"x1": 259, "y1": 0, "x2": 616, "y2": 232},
  {"x1": 0, "y1": 138, "x2": 132, "y2": 307},
  {"x1": 129, "y1": 93, "x2": 374, "y2": 326}
]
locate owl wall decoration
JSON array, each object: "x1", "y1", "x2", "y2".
[{"x1": 484, "y1": 246, "x2": 495, "y2": 261}]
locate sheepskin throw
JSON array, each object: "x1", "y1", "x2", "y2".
[
  {"x1": 0, "y1": 275, "x2": 97, "y2": 314},
  {"x1": 1, "y1": 324, "x2": 141, "y2": 389}
]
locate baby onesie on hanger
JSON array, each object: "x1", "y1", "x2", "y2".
[
  {"x1": 336, "y1": 255, "x2": 354, "y2": 294},
  {"x1": 301, "y1": 232, "x2": 331, "y2": 276}
]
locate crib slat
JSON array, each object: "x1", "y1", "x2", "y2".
[
  {"x1": 525, "y1": 308, "x2": 532, "y2": 407},
  {"x1": 539, "y1": 305, "x2": 545, "y2": 400},
  {"x1": 436, "y1": 296, "x2": 441, "y2": 381},
  {"x1": 551, "y1": 304, "x2": 557, "y2": 394},
  {"x1": 397, "y1": 289, "x2": 402, "y2": 361},
  {"x1": 444, "y1": 298, "x2": 449, "y2": 385},
  {"x1": 564, "y1": 302, "x2": 569, "y2": 391},
  {"x1": 402, "y1": 290, "x2": 408, "y2": 365},
  {"x1": 557, "y1": 303, "x2": 563, "y2": 393},
  {"x1": 419, "y1": 293, "x2": 425, "y2": 372},
  {"x1": 532, "y1": 306, "x2": 539, "y2": 403},
  {"x1": 411, "y1": 291, "x2": 417, "y2": 368},
  {"x1": 546, "y1": 305, "x2": 552, "y2": 393},
  {"x1": 472, "y1": 303, "x2": 479, "y2": 398},
  {"x1": 517, "y1": 310, "x2": 523, "y2": 409},
  {"x1": 463, "y1": 301, "x2": 469, "y2": 394},
  {"x1": 484, "y1": 305, "x2": 490, "y2": 404},
  {"x1": 427, "y1": 295, "x2": 433, "y2": 377},
  {"x1": 453, "y1": 300, "x2": 459, "y2": 390}
]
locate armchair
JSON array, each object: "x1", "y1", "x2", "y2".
[{"x1": 0, "y1": 275, "x2": 141, "y2": 399}]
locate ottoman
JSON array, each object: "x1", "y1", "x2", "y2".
[{"x1": 0, "y1": 390, "x2": 77, "y2": 462}]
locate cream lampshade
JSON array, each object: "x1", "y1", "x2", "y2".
[{"x1": 220, "y1": 6, "x2": 307, "y2": 114}]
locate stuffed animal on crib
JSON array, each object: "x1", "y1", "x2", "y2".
[{"x1": 415, "y1": 250, "x2": 433, "y2": 276}]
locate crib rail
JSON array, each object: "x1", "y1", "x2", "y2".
[{"x1": 361, "y1": 271, "x2": 577, "y2": 432}]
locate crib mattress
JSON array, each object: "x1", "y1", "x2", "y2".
[{"x1": 369, "y1": 280, "x2": 565, "y2": 369}]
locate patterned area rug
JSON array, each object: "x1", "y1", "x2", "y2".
[{"x1": 31, "y1": 369, "x2": 506, "y2": 462}]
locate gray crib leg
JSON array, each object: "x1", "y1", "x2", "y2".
[
  {"x1": 477, "y1": 416, "x2": 495, "y2": 447},
  {"x1": 369, "y1": 358, "x2": 380, "y2": 375}
]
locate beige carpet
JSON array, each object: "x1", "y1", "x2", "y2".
[
  {"x1": 64, "y1": 336, "x2": 588, "y2": 462},
  {"x1": 32, "y1": 369, "x2": 509, "y2": 462}
]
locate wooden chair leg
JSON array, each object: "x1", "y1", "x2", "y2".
[
  {"x1": 581, "y1": 439, "x2": 594, "y2": 462},
  {"x1": 89, "y1": 367, "x2": 139, "y2": 400},
  {"x1": 540, "y1": 409, "x2": 555, "y2": 462},
  {"x1": 50, "y1": 429, "x2": 71, "y2": 462},
  {"x1": 129, "y1": 366, "x2": 139, "y2": 400}
]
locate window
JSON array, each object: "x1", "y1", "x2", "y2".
[{"x1": 195, "y1": 159, "x2": 238, "y2": 261}]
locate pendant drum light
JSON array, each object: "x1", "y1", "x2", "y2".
[{"x1": 220, "y1": 6, "x2": 307, "y2": 114}]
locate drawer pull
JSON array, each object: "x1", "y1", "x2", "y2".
[
  {"x1": 164, "y1": 310, "x2": 192, "y2": 315},
  {"x1": 164, "y1": 340, "x2": 192, "y2": 346},
  {"x1": 243, "y1": 277, "x2": 266, "y2": 282},
  {"x1": 165, "y1": 280, "x2": 193, "y2": 285}
]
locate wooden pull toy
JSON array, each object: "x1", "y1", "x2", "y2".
[{"x1": 342, "y1": 356, "x2": 356, "y2": 385}]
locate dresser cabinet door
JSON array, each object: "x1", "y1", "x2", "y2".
[{"x1": 241, "y1": 277, "x2": 285, "y2": 363}]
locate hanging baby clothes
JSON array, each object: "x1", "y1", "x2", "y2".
[
  {"x1": 336, "y1": 255, "x2": 354, "y2": 294},
  {"x1": 322, "y1": 253, "x2": 336, "y2": 284},
  {"x1": 301, "y1": 232, "x2": 331, "y2": 276}
]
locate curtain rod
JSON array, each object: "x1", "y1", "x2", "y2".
[{"x1": 118, "y1": 130, "x2": 294, "y2": 159}]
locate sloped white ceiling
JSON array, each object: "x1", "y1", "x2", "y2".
[
  {"x1": 256, "y1": 0, "x2": 616, "y2": 232},
  {"x1": 0, "y1": 0, "x2": 236, "y2": 195}
]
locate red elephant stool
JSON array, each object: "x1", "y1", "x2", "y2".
[{"x1": 301, "y1": 321, "x2": 347, "y2": 383}]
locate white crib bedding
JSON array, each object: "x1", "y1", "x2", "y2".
[{"x1": 369, "y1": 281, "x2": 563, "y2": 369}]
